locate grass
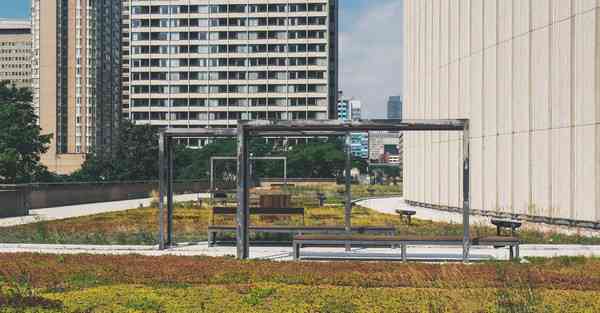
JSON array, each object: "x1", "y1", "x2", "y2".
[
  {"x1": 1, "y1": 254, "x2": 600, "y2": 312},
  {"x1": 0, "y1": 184, "x2": 598, "y2": 245}
]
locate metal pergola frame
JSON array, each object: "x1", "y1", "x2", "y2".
[
  {"x1": 209, "y1": 156, "x2": 287, "y2": 191},
  {"x1": 158, "y1": 119, "x2": 470, "y2": 261}
]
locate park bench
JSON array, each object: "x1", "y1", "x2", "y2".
[
  {"x1": 207, "y1": 206, "x2": 396, "y2": 246},
  {"x1": 292, "y1": 235, "x2": 520, "y2": 261},
  {"x1": 127, "y1": 192, "x2": 149, "y2": 200},
  {"x1": 491, "y1": 219, "x2": 522, "y2": 236},
  {"x1": 395, "y1": 209, "x2": 416, "y2": 225}
]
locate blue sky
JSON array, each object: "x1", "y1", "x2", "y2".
[{"x1": 2, "y1": 0, "x2": 403, "y2": 117}]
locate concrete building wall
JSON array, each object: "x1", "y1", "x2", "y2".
[
  {"x1": 0, "y1": 20, "x2": 32, "y2": 89},
  {"x1": 404, "y1": 0, "x2": 600, "y2": 224}
]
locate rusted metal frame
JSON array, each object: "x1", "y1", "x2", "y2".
[
  {"x1": 236, "y1": 125, "x2": 250, "y2": 259},
  {"x1": 344, "y1": 131, "x2": 352, "y2": 251},
  {"x1": 243, "y1": 119, "x2": 466, "y2": 133},
  {"x1": 158, "y1": 132, "x2": 166, "y2": 250},
  {"x1": 159, "y1": 128, "x2": 236, "y2": 250},
  {"x1": 166, "y1": 136, "x2": 174, "y2": 247},
  {"x1": 462, "y1": 120, "x2": 471, "y2": 262}
]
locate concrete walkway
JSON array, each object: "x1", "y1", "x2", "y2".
[
  {"x1": 1, "y1": 242, "x2": 600, "y2": 261},
  {"x1": 0, "y1": 194, "x2": 206, "y2": 227},
  {"x1": 357, "y1": 197, "x2": 600, "y2": 237}
]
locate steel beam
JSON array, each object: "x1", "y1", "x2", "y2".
[
  {"x1": 243, "y1": 119, "x2": 466, "y2": 133},
  {"x1": 158, "y1": 132, "x2": 165, "y2": 250},
  {"x1": 462, "y1": 120, "x2": 471, "y2": 262},
  {"x1": 166, "y1": 137, "x2": 174, "y2": 247},
  {"x1": 236, "y1": 126, "x2": 250, "y2": 259},
  {"x1": 345, "y1": 132, "x2": 352, "y2": 251}
]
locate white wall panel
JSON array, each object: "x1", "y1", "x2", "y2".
[
  {"x1": 471, "y1": 138, "x2": 484, "y2": 211},
  {"x1": 459, "y1": 58, "x2": 470, "y2": 118},
  {"x1": 512, "y1": 35, "x2": 531, "y2": 133},
  {"x1": 551, "y1": 128, "x2": 572, "y2": 219},
  {"x1": 484, "y1": 0, "x2": 498, "y2": 48},
  {"x1": 497, "y1": 41, "x2": 512, "y2": 134},
  {"x1": 574, "y1": 125, "x2": 597, "y2": 221},
  {"x1": 460, "y1": 0, "x2": 471, "y2": 57},
  {"x1": 440, "y1": 0, "x2": 450, "y2": 65},
  {"x1": 552, "y1": 0, "x2": 571, "y2": 22},
  {"x1": 498, "y1": 0, "x2": 513, "y2": 42},
  {"x1": 450, "y1": 0, "x2": 460, "y2": 62},
  {"x1": 471, "y1": 0, "x2": 484, "y2": 53},
  {"x1": 531, "y1": 0, "x2": 550, "y2": 29},
  {"x1": 470, "y1": 53, "x2": 483, "y2": 138},
  {"x1": 483, "y1": 136, "x2": 498, "y2": 211},
  {"x1": 513, "y1": 0, "x2": 531, "y2": 36},
  {"x1": 512, "y1": 133, "x2": 531, "y2": 215},
  {"x1": 531, "y1": 27, "x2": 551, "y2": 130},
  {"x1": 551, "y1": 19, "x2": 572, "y2": 128},
  {"x1": 497, "y1": 134, "x2": 512, "y2": 212},
  {"x1": 574, "y1": 11, "x2": 597, "y2": 126},
  {"x1": 483, "y1": 47, "x2": 497, "y2": 136},
  {"x1": 531, "y1": 130, "x2": 551, "y2": 215},
  {"x1": 574, "y1": 0, "x2": 596, "y2": 14}
]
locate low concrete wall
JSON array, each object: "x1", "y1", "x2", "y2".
[
  {"x1": 0, "y1": 180, "x2": 209, "y2": 215},
  {"x1": 0, "y1": 189, "x2": 28, "y2": 218}
]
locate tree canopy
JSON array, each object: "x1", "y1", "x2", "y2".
[{"x1": 0, "y1": 82, "x2": 51, "y2": 184}]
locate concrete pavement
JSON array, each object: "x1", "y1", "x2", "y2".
[{"x1": 0, "y1": 194, "x2": 206, "y2": 227}]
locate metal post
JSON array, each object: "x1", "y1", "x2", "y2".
[
  {"x1": 236, "y1": 126, "x2": 250, "y2": 259},
  {"x1": 209, "y1": 157, "x2": 214, "y2": 191},
  {"x1": 462, "y1": 120, "x2": 470, "y2": 262},
  {"x1": 345, "y1": 131, "x2": 352, "y2": 252},
  {"x1": 283, "y1": 159, "x2": 287, "y2": 186},
  {"x1": 158, "y1": 133, "x2": 166, "y2": 250},
  {"x1": 167, "y1": 137, "x2": 174, "y2": 247}
]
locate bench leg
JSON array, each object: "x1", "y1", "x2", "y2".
[
  {"x1": 515, "y1": 245, "x2": 520, "y2": 260},
  {"x1": 208, "y1": 231, "x2": 215, "y2": 247},
  {"x1": 293, "y1": 242, "x2": 300, "y2": 260},
  {"x1": 345, "y1": 241, "x2": 351, "y2": 252},
  {"x1": 401, "y1": 244, "x2": 407, "y2": 262},
  {"x1": 509, "y1": 246, "x2": 514, "y2": 260}
]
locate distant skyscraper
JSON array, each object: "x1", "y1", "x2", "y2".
[
  {"x1": 121, "y1": 0, "x2": 339, "y2": 147},
  {"x1": 32, "y1": 0, "x2": 121, "y2": 174},
  {"x1": 337, "y1": 96, "x2": 368, "y2": 159},
  {"x1": 387, "y1": 96, "x2": 402, "y2": 119},
  {"x1": 0, "y1": 20, "x2": 31, "y2": 89}
]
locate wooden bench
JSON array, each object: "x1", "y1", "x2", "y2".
[
  {"x1": 208, "y1": 206, "x2": 396, "y2": 246},
  {"x1": 491, "y1": 219, "x2": 522, "y2": 236},
  {"x1": 395, "y1": 209, "x2": 416, "y2": 225},
  {"x1": 127, "y1": 192, "x2": 149, "y2": 200},
  {"x1": 208, "y1": 225, "x2": 397, "y2": 247},
  {"x1": 292, "y1": 235, "x2": 520, "y2": 261}
]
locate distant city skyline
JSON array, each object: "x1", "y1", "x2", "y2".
[{"x1": 2, "y1": 0, "x2": 403, "y2": 119}]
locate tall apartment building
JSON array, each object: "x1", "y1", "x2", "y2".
[
  {"x1": 0, "y1": 20, "x2": 32, "y2": 89},
  {"x1": 387, "y1": 95, "x2": 402, "y2": 119},
  {"x1": 404, "y1": 1, "x2": 600, "y2": 225},
  {"x1": 122, "y1": 0, "x2": 338, "y2": 146},
  {"x1": 32, "y1": 0, "x2": 121, "y2": 174}
]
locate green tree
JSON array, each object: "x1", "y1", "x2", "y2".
[
  {"x1": 0, "y1": 82, "x2": 52, "y2": 183},
  {"x1": 71, "y1": 121, "x2": 159, "y2": 181}
]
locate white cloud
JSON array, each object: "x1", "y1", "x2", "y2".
[{"x1": 339, "y1": 0, "x2": 403, "y2": 118}]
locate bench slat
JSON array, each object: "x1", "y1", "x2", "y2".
[{"x1": 213, "y1": 207, "x2": 304, "y2": 215}]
